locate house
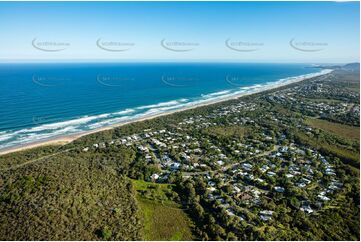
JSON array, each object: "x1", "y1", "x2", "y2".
[
  {"x1": 260, "y1": 210, "x2": 274, "y2": 216},
  {"x1": 286, "y1": 173, "x2": 294, "y2": 178},
  {"x1": 300, "y1": 204, "x2": 314, "y2": 214},
  {"x1": 274, "y1": 186, "x2": 285, "y2": 193},
  {"x1": 233, "y1": 186, "x2": 241, "y2": 193},
  {"x1": 207, "y1": 187, "x2": 216, "y2": 192},
  {"x1": 260, "y1": 165, "x2": 269, "y2": 173},
  {"x1": 267, "y1": 171, "x2": 276, "y2": 177},
  {"x1": 216, "y1": 160, "x2": 224, "y2": 166},
  {"x1": 259, "y1": 210, "x2": 274, "y2": 221},
  {"x1": 241, "y1": 163, "x2": 253, "y2": 171},
  {"x1": 150, "y1": 173, "x2": 159, "y2": 181},
  {"x1": 318, "y1": 194, "x2": 330, "y2": 201},
  {"x1": 297, "y1": 183, "x2": 306, "y2": 188},
  {"x1": 226, "y1": 208, "x2": 235, "y2": 217},
  {"x1": 170, "y1": 162, "x2": 181, "y2": 170},
  {"x1": 300, "y1": 178, "x2": 311, "y2": 185}
]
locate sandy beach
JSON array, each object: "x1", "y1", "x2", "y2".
[{"x1": 0, "y1": 69, "x2": 332, "y2": 156}]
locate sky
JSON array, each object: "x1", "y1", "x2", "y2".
[{"x1": 0, "y1": 1, "x2": 359, "y2": 63}]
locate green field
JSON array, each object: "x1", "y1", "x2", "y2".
[
  {"x1": 131, "y1": 179, "x2": 194, "y2": 241},
  {"x1": 305, "y1": 118, "x2": 360, "y2": 141}
]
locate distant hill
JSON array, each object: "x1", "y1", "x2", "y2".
[
  {"x1": 309, "y1": 63, "x2": 360, "y2": 72},
  {"x1": 342, "y1": 62, "x2": 360, "y2": 71}
]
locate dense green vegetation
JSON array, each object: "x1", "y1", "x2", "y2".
[
  {"x1": 204, "y1": 126, "x2": 249, "y2": 139},
  {"x1": 0, "y1": 150, "x2": 142, "y2": 240},
  {"x1": 0, "y1": 145, "x2": 68, "y2": 170}
]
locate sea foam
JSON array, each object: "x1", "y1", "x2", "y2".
[{"x1": 0, "y1": 68, "x2": 333, "y2": 151}]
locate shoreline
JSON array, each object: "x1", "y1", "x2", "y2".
[{"x1": 0, "y1": 69, "x2": 332, "y2": 156}]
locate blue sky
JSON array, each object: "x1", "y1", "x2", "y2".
[{"x1": 0, "y1": 1, "x2": 359, "y2": 63}]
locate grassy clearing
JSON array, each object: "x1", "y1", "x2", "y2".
[
  {"x1": 305, "y1": 118, "x2": 360, "y2": 141},
  {"x1": 131, "y1": 179, "x2": 194, "y2": 241},
  {"x1": 132, "y1": 179, "x2": 172, "y2": 194}
]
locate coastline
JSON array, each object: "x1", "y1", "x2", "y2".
[{"x1": 0, "y1": 69, "x2": 332, "y2": 156}]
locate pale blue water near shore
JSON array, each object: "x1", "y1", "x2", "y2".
[{"x1": 0, "y1": 63, "x2": 328, "y2": 150}]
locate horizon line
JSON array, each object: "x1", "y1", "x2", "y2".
[{"x1": 0, "y1": 59, "x2": 357, "y2": 65}]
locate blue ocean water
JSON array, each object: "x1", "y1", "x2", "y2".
[{"x1": 0, "y1": 63, "x2": 324, "y2": 150}]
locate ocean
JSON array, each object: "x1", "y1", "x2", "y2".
[{"x1": 0, "y1": 63, "x2": 327, "y2": 150}]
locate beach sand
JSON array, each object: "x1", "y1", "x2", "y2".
[{"x1": 0, "y1": 69, "x2": 332, "y2": 156}]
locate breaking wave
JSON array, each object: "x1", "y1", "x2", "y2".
[{"x1": 0, "y1": 69, "x2": 332, "y2": 151}]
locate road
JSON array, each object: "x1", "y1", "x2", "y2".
[{"x1": 0, "y1": 148, "x2": 75, "y2": 172}]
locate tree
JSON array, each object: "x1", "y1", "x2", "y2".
[
  {"x1": 193, "y1": 202, "x2": 205, "y2": 219},
  {"x1": 96, "y1": 227, "x2": 112, "y2": 240},
  {"x1": 290, "y1": 196, "x2": 300, "y2": 209}
]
